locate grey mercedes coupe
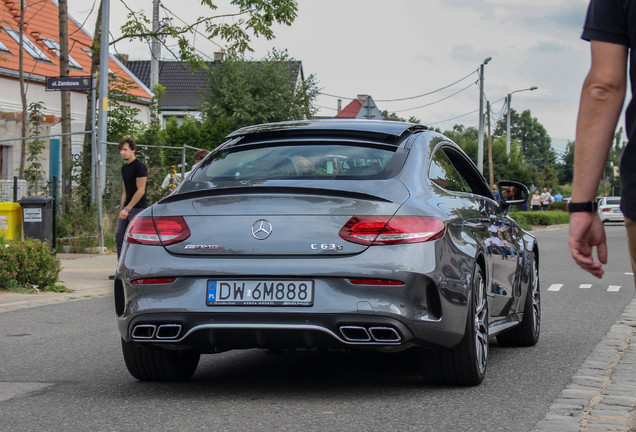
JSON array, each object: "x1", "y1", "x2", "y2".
[{"x1": 114, "y1": 119, "x2": 540, "y2": 386}]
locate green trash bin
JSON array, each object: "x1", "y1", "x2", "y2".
[
  {"x1": 19, "y1": 196, "x2": 54, "y2": 244},
  {"x1": 0, "y1": 202, "x2": 22, "y2": 241}
]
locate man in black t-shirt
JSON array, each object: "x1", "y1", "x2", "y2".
[
  {"x1": 569, "y1": 0, "x2": 636, "y2": 289},
  {"x1": 115, "y1": 138, "x2": 148, "y2": 260}
]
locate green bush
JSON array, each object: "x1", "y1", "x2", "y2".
[
  {"x1": 510, "y1": 210, "x2": 570, "y2": 227},
  {"x1": 0, "y1": 238, "x2": 63, "y2": 292}
]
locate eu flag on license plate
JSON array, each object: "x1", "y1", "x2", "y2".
[{"x1": 207, "y1": 281, "x2": 217, "y2": 302}]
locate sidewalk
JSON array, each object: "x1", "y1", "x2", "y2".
[
  {"x1": 0, "y1": 253, "x2": 117, "y2": 313},
  {"x1": 0, "y1": 253, "x2": 634, "y2": 431}
]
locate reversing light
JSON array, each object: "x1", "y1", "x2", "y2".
[
  {"x1": 339, "y1": 216, "x2": 445, "y2": 245},
  {"x1": 125, "y1": 216, "x2": 191, "y2": 246}
]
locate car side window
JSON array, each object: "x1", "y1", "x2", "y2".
[
  {"x1": 441, "y1": 147, "x2": 493, "y2": 199},
  {"x1": 429, "y1": 149, "x2": 472, "y2": 193}
]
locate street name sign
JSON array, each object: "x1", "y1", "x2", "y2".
[{"x1": 45, "y1": 77, "x2": 92, "y2": 91}]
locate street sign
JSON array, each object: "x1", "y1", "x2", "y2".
[{"x1": 45, "y1": 77, "x2": 92, "y2": 91}]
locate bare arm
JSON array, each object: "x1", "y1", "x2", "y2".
[{"x1": 569, "y1": 40, "x2": 628, "y2": 277}]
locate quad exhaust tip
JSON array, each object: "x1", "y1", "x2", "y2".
[{"x1": 339, "y1": 325, "x2": 401, "y2": 343}]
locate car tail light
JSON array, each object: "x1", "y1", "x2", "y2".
[
  {"x1": 131, "y1": 278, "x2": 176, "y2": 285},
  {"x1": 601, "y1": 208, "x2": 610, "y2": 212},
  {"x1": 349, "y1": 278, "x2": 404, "y2": 286},
  {"x1": 339, "y1": 216, "x2": 445, "y2": 245},
  {"x1": 125, "y1": 216, "x2": 191, "y2": 246}
]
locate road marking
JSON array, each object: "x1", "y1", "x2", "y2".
[
  {"x1": 579, "y1": 284, "x2": 592, "y2": 289},
  {"x1": 625, "y1": 272, "x2": 634, "y2": 276},
  {"x1": 607, "y1": 285, "x2": 621, "y2": 292},
  {"x1": 547, "y1": 284, "x2": 563, "y2": 292}
]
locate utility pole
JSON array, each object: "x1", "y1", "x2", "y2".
[
  {"x1": 506, "y1": 86, "x2": 537, "y2": 157},
  {"x1": 97, "y1": 0, "x2": 110, "y2": 253},
  {"x1": 487, "y1": 100, "x2": 494, "y2": 186},
  {"x1": 150, "y1": 0, "x2": 160, "y2": 89},
  {"x1": 477, "y1": 57, "x2": 492, "y2": 174}
]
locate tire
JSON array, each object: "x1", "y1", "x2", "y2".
[
  {"x1": 121, "y1": 338, "x2": 200, "y2": 381},
  {"x1": 420, "y1": 266, "x2": 488, "y2": 386},
  {"x1": 496, "y1": 256, "x2": 540, "y2": 347}
]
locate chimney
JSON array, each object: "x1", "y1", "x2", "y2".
[
  {"x1": 357, "y1": 94, "x2": 368, "y2": 101},
  {"x1": 214, "y1": 52, "x2": 224, "y2": 62},
  {"x1": 337, "y1": 99, "x2": 342, "y2": 114}
]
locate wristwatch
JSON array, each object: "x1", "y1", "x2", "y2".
[{"x1": 567, "y1": 201, "x2": 598, "y2": 213}]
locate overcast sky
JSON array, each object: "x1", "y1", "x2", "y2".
[{"x1": 69, "y1": 0, "x2": 595, "y2": 156}]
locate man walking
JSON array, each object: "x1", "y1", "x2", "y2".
[
  {"x1": 540, "y1": 187, "x2": 552, "y2": 211},
  {"x1": 569, "y1": 0, "x2": 636, "y2": 286},
  {"x1": 115, "y1": 138, "x2": 148, "y2": 260}
]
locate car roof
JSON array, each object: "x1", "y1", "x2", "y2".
[{"x1": 225, "y1": 119, "x2": 428, "y2": 145}]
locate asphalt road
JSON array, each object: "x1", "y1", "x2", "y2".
[{"x1": 0, "y1": 225, "x2": 634, "y2": 432}]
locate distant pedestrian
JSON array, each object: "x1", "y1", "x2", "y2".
[
  {"x1": 540, "y1": 187, "x2": 552, "y2": 211},
  {"x1": 569, "y1": 0, "x2": 636, "y2": 287},
  {"x1": 554, "y1": 191, "x2": 564, "y2": 202},
  {"x1": 182, "y1": 149, "x2": 209, "y2": 179},
  {"x1": 531, "y1": 190, "x2": 541, "y2": 211},
  {"x1": 115, "y1": 138, "x2": 148, "y2": 261}
]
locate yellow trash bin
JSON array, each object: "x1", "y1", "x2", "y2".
[{"x1": 0, "y1": 202, "x2": 22, "y2": 241}]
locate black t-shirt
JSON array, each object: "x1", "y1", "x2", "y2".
[
  {"x1": 582, "y1": 0, "x2": 636, "y2": 219},
  {"x1": 122, "y1": 158, "x2": 148, "y2": 209}
]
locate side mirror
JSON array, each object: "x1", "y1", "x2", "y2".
[{"x1": 497, "y1": 180, "x2": 529, "y2": 208}]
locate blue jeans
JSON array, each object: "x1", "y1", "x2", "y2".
[{"x1": 115, "y1": 207, "x2": 144, "y2": 259}]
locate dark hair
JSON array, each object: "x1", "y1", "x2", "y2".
[
  {"x1": 118, "y1": 138, "x2": 136, "y2": 151},
  {"x1": 194, "y1": 149, "x2": 209, "y2": 163}
]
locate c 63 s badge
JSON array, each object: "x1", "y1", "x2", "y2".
[{"x1": 311, "y1": 243, "x2": 344, "y2": 251}]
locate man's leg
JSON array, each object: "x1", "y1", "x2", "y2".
[{"x1": 625, "y1": 217, "x2": 636, "y2": 289}]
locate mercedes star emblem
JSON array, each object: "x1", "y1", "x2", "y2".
[{"x1": 251, "y1": 219, "x2": 273, "y2": 240}]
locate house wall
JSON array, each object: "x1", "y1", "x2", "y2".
[{"x1": 0, "y1": 75, "x2": 150, "y2": 181}]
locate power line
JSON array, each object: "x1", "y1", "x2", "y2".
[
  {"x1": 426, "y1": 108, "x2": 479, "y2": 126},
  {"x1": 319, "y1": 68, "x2": 478, "y2": 103},
  {"x1": 391, "y1": 80, "x2": 478, "y2": 113}
]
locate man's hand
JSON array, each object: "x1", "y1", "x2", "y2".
[
  {"x1": 118, "y1": 207, "x2": 129, "y2": 220},
  {"x1": 569, "y1": 212, "x2": 607, "y2": 278}
]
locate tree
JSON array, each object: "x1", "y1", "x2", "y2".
[
  {"x1": 557, "y1": 141, "x2": 575, "y2": 185},
  {"x1": 58, "y1": 0, "x2": 72, "y2": 207},
  {"x1": 202, "y1": 50, "x2": 319, "y2": 130},
  {"x1": 115, "y1": 0, "x2": 299, "y2": 65},
  {"x1": 494, "y1": 109, "x2": 556, "y2": 170}
]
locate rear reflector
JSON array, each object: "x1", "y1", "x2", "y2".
[
  {"x1": 339, "y1": 216, "x2": 445, "y2": 245},
  {"x1": 349, "y1": 278, "x2": 404, "y2": 286},
  {"x1": 131, "y1": 278, "x2": 176, "y2": 285},
  {"x1": 125, "y1": 216, "x2": 191, "y2": 246}
]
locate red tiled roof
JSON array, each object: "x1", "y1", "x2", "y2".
[
  {"x1": 335, "y1": 99, "x2": 362, "y2": 118},
  {"x1": 0, "y1": 0, "x2": 151, "y2": 100}
]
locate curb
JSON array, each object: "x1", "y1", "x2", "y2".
[{"x1": 533, "y1": 298, "x2": 636, "y2": 431}]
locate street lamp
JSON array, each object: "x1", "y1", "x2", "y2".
[
  {"x1": 477, "y1": 56, "x2": 492, "y2": 174},
  {"x1": 506, "y1": 86, "x2": 538, "y2": 157}
]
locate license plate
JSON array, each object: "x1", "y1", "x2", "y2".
[{"x1": 206, "y1": 280, "x2": 314, "y2": 306}]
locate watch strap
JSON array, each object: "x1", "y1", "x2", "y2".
[{"x1": 567, "y1": 201, "x2": 598, "y2": 213}]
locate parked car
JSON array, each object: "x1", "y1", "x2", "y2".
[
  {"x1": 597, "y1": 196, "x2": 624, "y2": 223},
  {"x1": 115, "y1": 119, "x2": 540, "y2": 386}
]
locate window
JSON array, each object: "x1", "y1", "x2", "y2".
[
  {"x1": 0, "y1": 39, "x2": 11, "y2": 54},
  {"x1": 181, "y1": 142, "x2": 400, "y2": 192},
  {"x1": 428, "y1": 149, "x2": 471, "y2": 193},
  {"x1": 41, "y1": 38, "x2": 83, "y2": 70},
  {"x1": 2, "y1": 27, "x2": 50, "y2": 62}
]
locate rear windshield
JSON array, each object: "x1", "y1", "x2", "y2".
[
  {"x1": 184, "y1": 143, "x2": 401, "y2": 188},
  {"x1": 606, "y1": 198, "x2": 621, "y2": 205}
]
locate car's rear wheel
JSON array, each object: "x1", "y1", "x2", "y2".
[
  {"x1": 496, "y1": 256, "x2": 540, "y2": 347},
  {"x1": 420, "y1": 266, "x2": 488, "y2": 386},
  {"x1": 121, "y1": 338, "x2": 200, "y2": 381}
]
